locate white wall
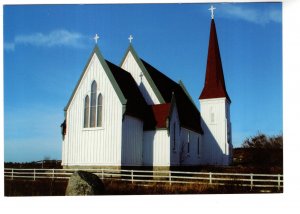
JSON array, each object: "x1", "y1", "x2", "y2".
[
  {"x1": 63, "y1": 54, "x2": 123, "y2": 166},
  {"x1": 179, "y1": 128, "x2": 202, "y2": 166},
  {"x1": 121, "y1": 116, "x2": 143, "y2": 166},
  {"x1": 121, "y1": 51, "x2": 160, "y2": 105},
  {"x1": 169, "y1": 104, "x2": 181, "y2": 166},
  {"x1": 143, "y1": 130, "x2": 170, "y2": 166},
  {"x1": 200, "y1": 98, "x2": 232, "y2": 165}
]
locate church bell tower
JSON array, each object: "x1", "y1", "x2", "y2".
[{"x1": 199, "y1": 6, "x2": 232, "y2": 165}]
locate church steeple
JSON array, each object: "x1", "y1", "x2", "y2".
[{"x1": 199, "y1": 18, "x2": 231, "y2": 103}]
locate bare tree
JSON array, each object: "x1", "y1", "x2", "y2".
[
  {"x1": 242, "y1": 132, "x2": 283, "y2": 149},
  {"x1": 239, "y1": 132, "x2": 283, "y2": 166}
]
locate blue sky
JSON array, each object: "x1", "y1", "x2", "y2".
[{"x1": 4, "y1": 3, "x2": 282, "y2": 162}]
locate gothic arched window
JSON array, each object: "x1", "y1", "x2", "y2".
[
  {"x1": 90, "y1": 81, "x2": 97, "y2": 127},
  {"x1": 84, "y1": 95, "x2": 90, "y2": 128},
  {"x1": 97, "y1": 93, "x2": 103, "y2": 127}
]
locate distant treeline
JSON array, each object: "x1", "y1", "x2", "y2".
[{"x1": 4, "y1": 160, "x2": 62, "y2": 169}]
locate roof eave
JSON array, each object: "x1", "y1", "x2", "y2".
[{"x1": 178, "y1": 80, "x2": 198, "y2": 109}]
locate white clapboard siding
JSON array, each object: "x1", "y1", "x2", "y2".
[
  {"x1": 121, "y1": 51, "x2": 160, "y2": 105},
  {"x1": 200, "y1": 98, "x2": 232, "y2": 165},
  {"x1": 63, "y1": 54, "x2": 123, "y2": 166},
  {"x1": 143, "y1": 130, "x2": 170, "y2": 166},
  {"x1": 121, "y1": 116, "x2": 143, "y2": 166}
]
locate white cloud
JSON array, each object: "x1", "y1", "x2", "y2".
[
  {"x1": 5, "y1": 29, "x2": 87, "y2": 51},
  {"x1": 4, "y1": 42, "x2": 15, "y2": 51},
  {"x1": 220, "y1": 4, "x2": 281, "y2": 25},
  {"x1": 15, "y1": 29, "x2": 86, "y2": 48}
]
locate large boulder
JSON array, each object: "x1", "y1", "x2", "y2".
[{"x1": 65, "y1": 170, "x2": 105, "y2": 196}]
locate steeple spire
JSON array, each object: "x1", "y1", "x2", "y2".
[{"x1": 199, "y1": 19, "x2": 231, "y2": 103}]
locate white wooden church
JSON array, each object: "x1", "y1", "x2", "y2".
[{"x1": 61, "y1": 10, "x2": 233, "y2": 169}]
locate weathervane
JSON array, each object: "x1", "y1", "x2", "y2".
[
  {"x1": 94, "y1": 34, "x2": 99, "y2": 44},
  {"x1": 128, "y1": 34, "x2": 133, "y2": 43},
  {"x1": 208, "y1": 5, "x2": 216, "y2": 19}
]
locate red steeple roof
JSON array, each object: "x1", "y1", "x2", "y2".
[{"x1": 199, "y1": 19, "x2": 231, "y2": 102}]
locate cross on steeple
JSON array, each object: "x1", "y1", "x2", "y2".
[
  {"x1": 94, "y1": 34, "x2": 99, "y2": 44},
  {"x1": 128, "y1": 35, "x2": 133, "y2": 43},
  {"x1": 208, "y1": 5, "x2": 216, "y2": 19}
]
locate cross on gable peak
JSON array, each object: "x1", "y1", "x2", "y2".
[
  {"x1": 128, "y1": 34, "x2": 133, "y2": 43},
  {"x1": 94, "y1": 34, "x2": 100, "y2": 44}
]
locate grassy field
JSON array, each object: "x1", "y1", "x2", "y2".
[{"x1": 4, "y1": 178, "x2": 281, "y2": 196}]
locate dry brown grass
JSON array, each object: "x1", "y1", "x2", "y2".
[
  {"x1": 4, "y1": 178, "x2": 281, "y2": 197},
  {"x1": 98, "y1": 180, "x2": 267, "y2": 195},
  {"x1": 5, "y1": 179, "x2": 68, "y2": 196}
]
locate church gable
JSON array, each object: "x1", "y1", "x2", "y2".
[
  {"x1": 120, "y1": 45, "x2": 165, "y2": 105},
  {"x1": 64, "y1": 45, "x2": 126, "y2": 112},
  {"x1": 62, "y1": 46, "x2": 126, "y2": 166}
]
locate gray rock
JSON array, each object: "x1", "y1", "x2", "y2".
[{"x1": 65, "y1": 170, "x2": 105, "y2": 196}]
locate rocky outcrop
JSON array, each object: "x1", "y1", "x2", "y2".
[{"x1": 65, "y1": 170, "x2": 105, "y2": 196}]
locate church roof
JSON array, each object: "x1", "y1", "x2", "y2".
[
  {"x1": 140, "y1": 59, "x2": 203, "y2": 134},
  {"x1": 149, "y1": 103, "x2": 171, "y2": 129},
  {"x1": 120, "y1": 44, "x2": 202, "y2": 133},
  {"x1": 141, "y1": 59, "x2": 178, "y2": 102},
  {"x1": 105, "y1": 60, "x2": 149, "y2": 120},
  {"x1": 66, "y1": 44, "x2": 203, "y2": 133},
  {"x1": 199, "y1": 19, "x2": 231, "y2": 102}
]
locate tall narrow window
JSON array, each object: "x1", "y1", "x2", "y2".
[
  {"x1": 187, "y1": 132, "x2": 190, "y2": 154},
  {"x1": 197, "y1": 137, "x2": 200, "y2": 156},
  {"x1": 97, "y1": 93, "x2": 103, "y2": 127},
  {"x1": 84, "y1": 95, "x2": 90, "y2": 128},
  {"x1": 90, "y1": 81, "x2": 97, "y2": 127},
  {"x1": 173, "y1": 122, "x2": 176, "y2": 150}
]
